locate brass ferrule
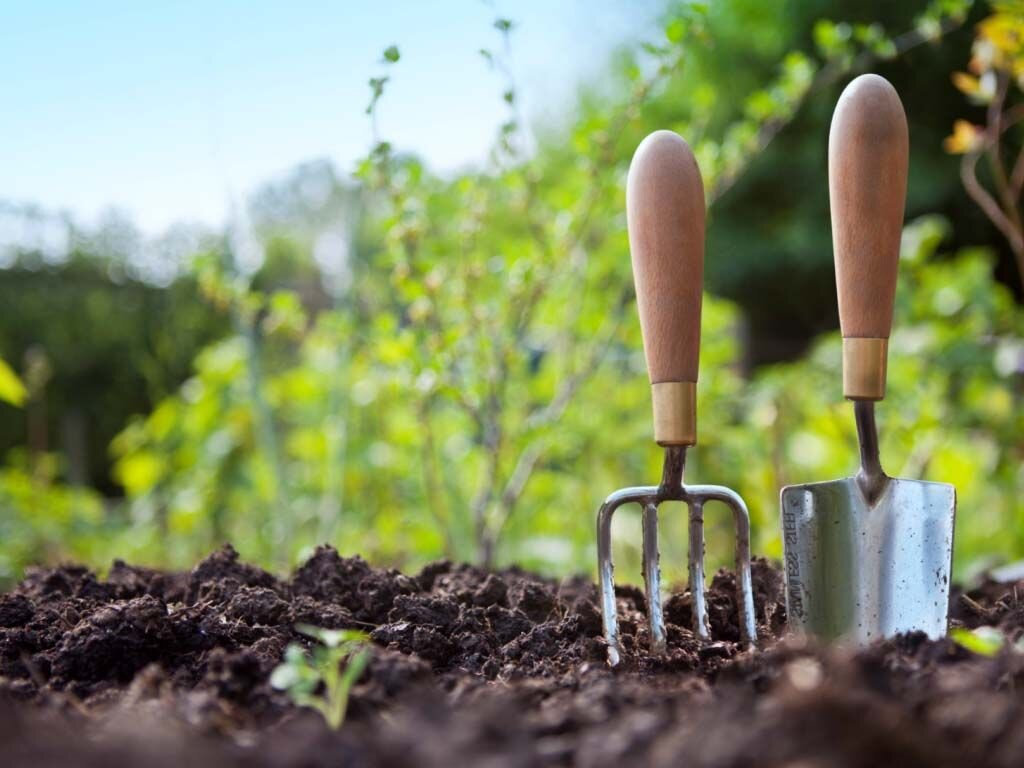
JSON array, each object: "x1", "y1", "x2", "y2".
[
  {"x1": 651, "y1": 382, "x2": 697, "y2": 446},
  {"x1": 842, "y1": 337, "x2": 888, "y2": 400}
]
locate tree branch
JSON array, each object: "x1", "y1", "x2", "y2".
[
  {"x1": 962, "y1": 151, "x2": 1024, "y2": 254},
  {"x1": 480, "y1": 288, "x2": 631, "y2": 555}
]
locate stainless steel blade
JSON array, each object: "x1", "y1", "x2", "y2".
[{"x1": 781, "y1": 476, "x2": 955, "y2": 643}]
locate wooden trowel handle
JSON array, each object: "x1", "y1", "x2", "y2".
[
  {"x1": 830, "y1": 74, "x2": 908, "y2": 401},
  {"x1": 627, "y1": 130, "x2": 705, "y2": 446}
]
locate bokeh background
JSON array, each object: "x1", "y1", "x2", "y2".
[{"x1": 0, "y1": 0, "x2": 1020, "y2": 586}]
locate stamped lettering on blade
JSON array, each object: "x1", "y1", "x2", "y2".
[{"x1": 782, "y1": 504, "x2": 805, "y2": 621}]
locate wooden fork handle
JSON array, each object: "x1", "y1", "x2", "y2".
[{"x1": 627, "y1": 130, "x2": 706, "y2": 445}]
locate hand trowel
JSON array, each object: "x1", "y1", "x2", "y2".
[{"x1": 780, "y1": 74, "x2": 957, "y2": 643}]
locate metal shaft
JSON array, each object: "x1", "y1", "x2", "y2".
[
  {"x1": 853, "y1": 400, "x2": 889, "y2": 506},
  {"x1": 659, "y1": 445, "x2": 685, "y2": 492}
]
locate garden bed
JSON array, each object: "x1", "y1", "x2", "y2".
[{"x1": 1, "y1": 544, "x2": 1023, "y2": 767}]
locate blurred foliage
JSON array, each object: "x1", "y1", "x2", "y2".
[
  {"x1": 0, "y1": 253, "x2": 230, "y2": 491},
  {"x1": 0, "y1": 452, "x2": 108, "y2": 582},
  {"x1": 946, "y1": 0, "x2": 1024, "y2": 288},
  {"x1": 0, "y1": 0, "x2": 1020, "y2": 591}
]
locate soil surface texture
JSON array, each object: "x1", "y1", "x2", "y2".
[{"x1": 2, "y1": 544, "x2": 1023, "y2": 767}]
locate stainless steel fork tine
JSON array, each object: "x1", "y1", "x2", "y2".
[
  {"x1": 727, "y1": 492, "x2": 758, "y2": 646},
  {"x1": 598, "y1": 487, "x2": 654, "y2": 667},
  {"x1": 687, "y1": 500, "x2": 711, "y2": 640},
  {"x1": 598, "y1": 483, "x2": 758, "y2": 665},
  {"x1": 686, "y1": 485, "x2": 758, "y2": 645},
  {"x1": 596, "y1": 496, "x2": 622, "y2": 667},
  {"x1": 641, "y1": 501, "x2": 667, "y2": 655}
]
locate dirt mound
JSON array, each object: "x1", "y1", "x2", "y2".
[{"x1": 2, "y1": 544, "x2": 1023, "y2": 767}]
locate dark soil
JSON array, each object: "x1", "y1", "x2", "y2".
[{"x1": 2, "y1": 544, "x2": 1023, "y2": 767}]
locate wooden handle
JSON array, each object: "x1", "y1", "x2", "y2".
[
  {"x1": 829, "y1": 74, "x2": 908, "y2": 400},
  {"x1": 626, "y1": 130, "x2": 705, "y2": 445}
]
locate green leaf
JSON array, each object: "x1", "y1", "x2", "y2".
[
  {"x1": 296, "y1": 624, "x2": 368, "y2": 648},
  {"x1": 951, "y1": 626, "x2": 1005, "y2": 657},
  {"x1": 270, "y1": 663, "x2": 303, "y2": 690},
  {"x1": 813, "y1": 19, "x2": 852, "y2": 59},
  {"x1": 0, "y1": 357, "x2": 26, "y2": 407},
  {"x1": 114, "y1": 451, "x2": 164, "y2": 494},
  {"x1": 366, "y1": 77, "x2": 389, "y2": 114},
  {"x1": 665, "y1": 18, "x2": 686, "y2": 43},
  {"x1": 284, "y1": 644, "x2": 309, "y2": 665},
  {"x1": 382, "y1": 45, "x2": 400, "y2": 63},
  {"x1": 494, "y1": 18, "x2": 513, "y2": 33},
  {"x1": 341, "y1": 647, "x2": 370, "y2": 688}
]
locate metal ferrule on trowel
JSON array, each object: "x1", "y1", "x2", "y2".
[{"x1": 780, "y1": 74, "x2": 957, "y2": 644}]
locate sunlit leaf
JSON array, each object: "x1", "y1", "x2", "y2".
[
  {"x1": 0, "y1": 357, "x2": 26, "y2": 407},
  {"x1": 943, "y1": 120, "x2": 984, "y2": 154},
  {"x1": 951, "y1": 626, "x2": 1006, "y2": 657}
]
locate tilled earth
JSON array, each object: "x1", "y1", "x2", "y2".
[{"x1": 1, "y1": 544, "x2": 1023, "y2": 767}]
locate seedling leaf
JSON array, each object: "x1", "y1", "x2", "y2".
[
  {"x1": 951, "y1": 626, "x2": 1006, "y2": 657},
  {"x1": 271, "y1": 626, "x2": 370, "y2": 730}
]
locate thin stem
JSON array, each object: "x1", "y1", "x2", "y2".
[
  {"x1": 985, "y1": 75, "x2": 1023, "y2": 232},
  {"x1": 962, "y1": 151, "x2": 1024, "y2": 254},
  {"x1": 418, "y1": 396, "x2": 454, "y2": 557},
  {"x1": 242, "y1": 318, "x2": 291, "y2": 563},
  {"x1": 1010, "y1": 143, "x2": 1024, "y2": 197}
]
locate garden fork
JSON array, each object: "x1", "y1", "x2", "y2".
[{"x1": 597, "y1": 130, "x2": 757, "y2": 667}]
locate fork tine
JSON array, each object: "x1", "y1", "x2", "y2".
[
  {"x1": 597, "y1": 497, "x2": 621, "y2": 667},
  {"x1": 598, "y1": 478, "x2": 756, "y2": 667},
  {"x1": 641, "y1": 501, "x2": 667, "y2": 655},
  {"x1": 686, "y1": 485, "x2": 758, "y2": 646},
  {"x1": 727, "y1": 492, "x2": 758, "y2": 646},
  {"x1": 687, "y1": 499, "x2": 711, "y2": 640}
]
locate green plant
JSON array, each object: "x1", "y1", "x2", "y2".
[
  {"x1": 950, "y1": 625, "x2": 1024, "y2": 656},
  {"x1": 270, "y1": 625, "x2": 370, "y2": 730},
  {"x1": 0, "y1": 453, "x2": 108, "y2": 583}
]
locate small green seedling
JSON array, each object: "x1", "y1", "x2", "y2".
[
  {"x1": 270, "y1": 624, "x2": 370, "y2": 730},
  {"x1": 950, "y1": 626, "x2": 1024, "y2": 657}
]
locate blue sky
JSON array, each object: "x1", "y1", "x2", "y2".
[{"x1": 1, "y1": 1, "x2": 657, "y2": 234}]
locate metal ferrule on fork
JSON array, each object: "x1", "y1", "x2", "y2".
[{"x1": 597, "y1": 445, "x2": 757, "y2": 667}]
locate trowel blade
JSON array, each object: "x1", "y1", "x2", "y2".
[{"x1": 780, "y1": 476, "x2": 955, "y2": 643}]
